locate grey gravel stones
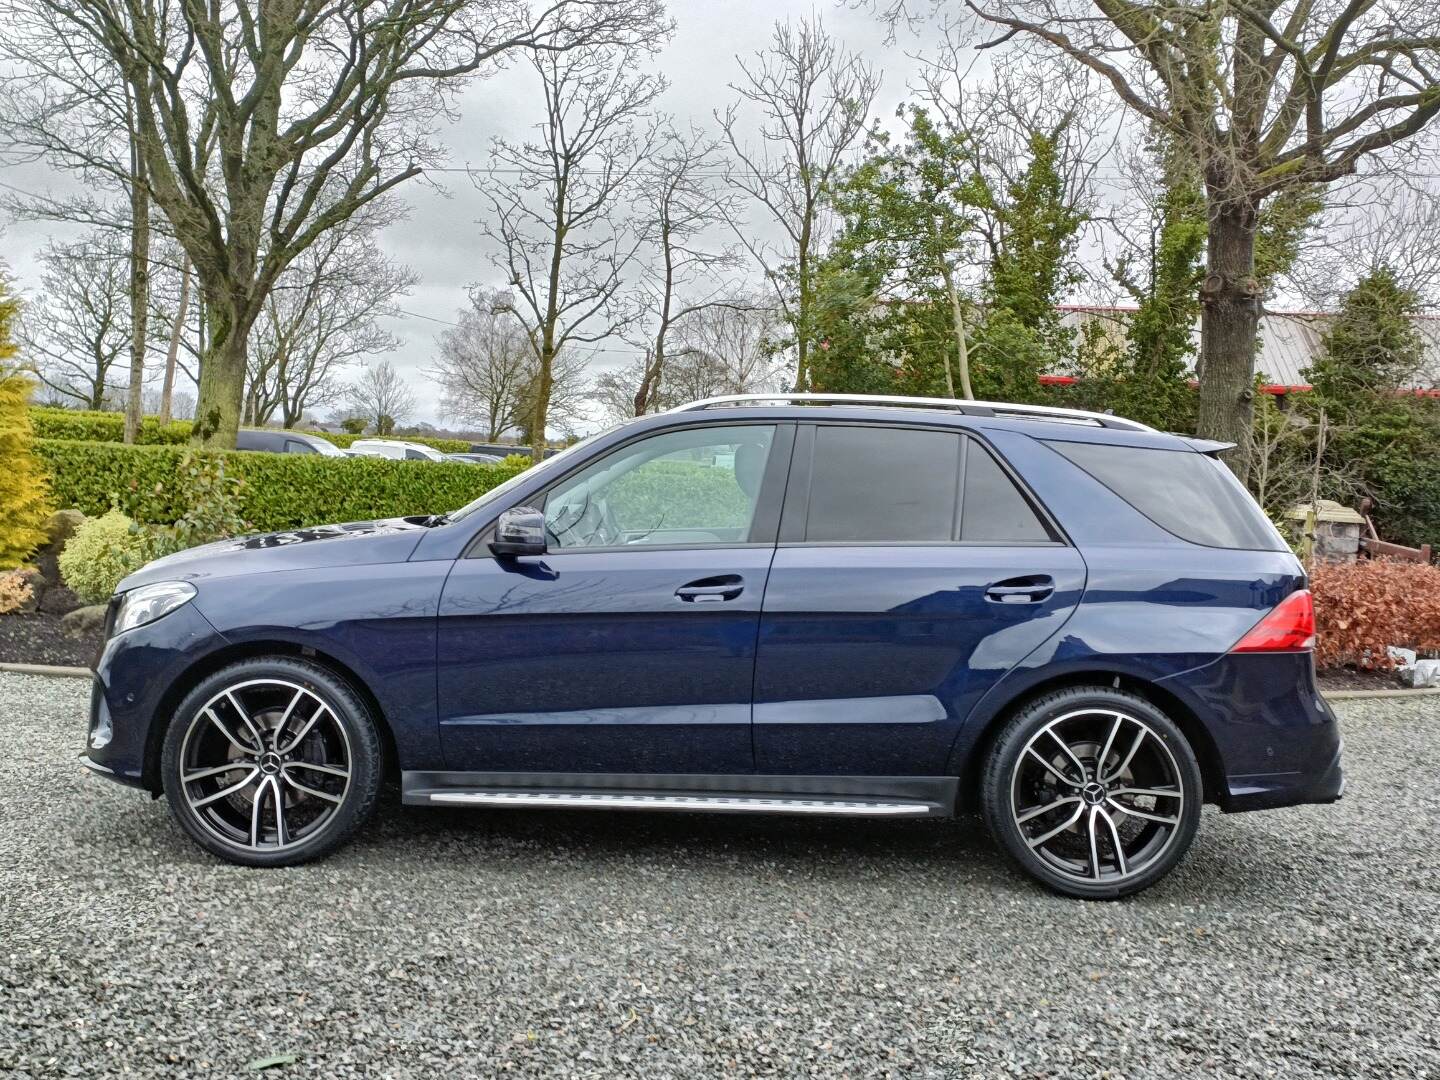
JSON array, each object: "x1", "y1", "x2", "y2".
[{"x1": 2, "y1": 672, "x2": 1437, "y2": 1078}]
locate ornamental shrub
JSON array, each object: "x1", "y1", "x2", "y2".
[
  {"x1": 58, "y1": 510, "x2": 157, "y2": 602},
  {"x1": 35, "y1": 439, "x2": 529, "y2": 532},
  {"x1": 0, "y1": 376, "x2": 55, "y2": 570},
  {"x1": 0, "y1": 568, "x2": 35, "y2": 615},
  {"x1": 1309, "y1": 557, "x2": 1440, "y2": 670}
]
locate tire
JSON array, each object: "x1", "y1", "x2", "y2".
[
  {"x1": 161, "y1": 657, "x2": 383, "y2": 867},
  {"x1": 980, "y1": 686, "x2": 1203, "y2": 900}
]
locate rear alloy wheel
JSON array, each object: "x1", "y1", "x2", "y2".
[
  {"x1": 981, "y1": 687, "x2": 1202, "y2": 899},
  {"x1": 161, "y1": 658, "x2": 382, "y2": 867}
]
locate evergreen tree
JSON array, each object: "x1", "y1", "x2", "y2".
[
  {"x1": 0, "y1": 277, "x2": 54, "y2": 569},
  {"x1": 1304, "y1": 267, "x2": 1440, "y2": 549}
]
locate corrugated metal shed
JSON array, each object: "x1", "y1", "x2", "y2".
[{"x1": 1058, "y1": 306, "x2": 1440, "y2": 391}]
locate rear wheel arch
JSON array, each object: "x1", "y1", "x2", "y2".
[
  {"x1": 960, "y1": 671, "x2": 1224, "y2": 809},
  {"x1": 143, "y1": 641, "x2": 397, "y2": 794}
]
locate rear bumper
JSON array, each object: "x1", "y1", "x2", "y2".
[
  {"x1": 1159, "y1": 651, "x2": 1343, "y2": 813},
  {"x1": 1218, "y1": 737, "x2": 1344, "y2": 813}
]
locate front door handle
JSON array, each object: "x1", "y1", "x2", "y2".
[
  {"x1": 985, "y1": 575, "x2": 1055, "y2": 604},
  {"x1": 676, "y1": 575, "x2": 744, "y2": 603}
]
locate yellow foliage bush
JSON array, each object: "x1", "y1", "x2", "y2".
[{"x1": 0, "y1": 279, "x2": 53, "y2": 569}]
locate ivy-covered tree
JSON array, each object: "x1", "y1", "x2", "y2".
[{"x1": 809, "y1": 105, "x2": 1088, "y2": 401}]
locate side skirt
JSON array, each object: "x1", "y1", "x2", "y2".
[{"x1": 401, "y1": 771, "x2": 957, "y2": 818}]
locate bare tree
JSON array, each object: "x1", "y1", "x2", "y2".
[
  {"x1": 19, "y1": 233, "x2": 136, "y2": 409},
  {"x1": 0, "y1": 16, "x2": 156, "y2": 441},
  {"x1": 481, "y1": 43, "x2": 667, "y2": 458},
  {"x1": 245, "y1": 218, "x2": 416, "y2": 428},
  {"x1": 2, "y1": 0, "x2": 668, "y2": 448},
  {"x1": 431, "y1": 286, "x2": 582, "y2": 441},
  {"x1": 719, "y1": 16, "x2": 879, "y2": 392},
  {"x1": 630, "y1": 122, "x2": 745, "y2": 416},
  {"x1": 955, "y1": 0, "x2": 1440, "y2": 464},
  {"x1": 674, "y1": 299, "x2": 786, "y2": 396},
  {"x1": 347, "y1": 361, "x2": 417, "y2": 436},
  {"x1": 593, "y1": 299, "x2": 784, "y2": 422}
]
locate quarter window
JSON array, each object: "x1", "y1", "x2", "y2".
[
  {"x1": 544, "y1": 425, "x2": 776, "y2": 549},
  {"x1": 961, "y1": 442, "x2": 1053, "y2": 543}
]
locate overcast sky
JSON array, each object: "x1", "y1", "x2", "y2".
[{"x1": 1, "y1": 1, "x2": 937, "y2": 429}]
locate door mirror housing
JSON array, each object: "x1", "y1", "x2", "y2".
[{"x1": 490, "y1": 506, "x2": 547, "y2": 558}]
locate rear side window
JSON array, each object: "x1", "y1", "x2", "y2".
[
  {"x1": 805, "y1": 426, "x2": 960, "y2": 542},
  {"x1": 798, "y1": 427, "x2": 1055, "y2": 544},
  {"x1": 284, "y1": 439, "x2": 315, "y2": 454},
  {"x1": 1049, "y1": 440, "x2": 1283, "y2": 550}
]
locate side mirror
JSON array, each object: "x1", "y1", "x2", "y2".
[{"x1": 490, "y1": 506, "x2": 547, "y2": 558}]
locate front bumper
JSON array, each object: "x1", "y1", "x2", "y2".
[{"x1": 85, "y1": 599, "x2": 227, "y2": 791}]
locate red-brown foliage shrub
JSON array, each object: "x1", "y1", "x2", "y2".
[{"x1": 1308, "y1": 557, "x2": 1440, "y2": 669}]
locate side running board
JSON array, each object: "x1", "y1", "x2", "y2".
[{"x1": 422, "y1": 791, "x2": 935, "y2": 816}]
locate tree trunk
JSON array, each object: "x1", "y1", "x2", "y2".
[
  {"x1": 942, "y1": 266, "x2": 973, "y2": 400},
  {"x1": 191, "y1": 296, "x2": 247, "y2": 448},
  {"x1": 123, "y1": 157, "x2": 150, "y2": 444},
  {"x1": 159, "y1": 258, "x2": 189, "y2": 425},
  {"x1": 1196, "y1": 195, "x2": 1261, "y2": 476},
  {"x1": 528, "y1": 342, "x2": 555, "y2": 461}
]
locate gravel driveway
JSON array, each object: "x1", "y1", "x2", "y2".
[{"x1": 2, "y1": 672, "x2": 1437, "y2": 1079}]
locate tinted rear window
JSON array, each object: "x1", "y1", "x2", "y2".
[
  {"x1": 805, "y1": 426, "x2": 960, "y2": 542},
  {"x1": 1049, "y1": 440, "x2": 1283, "y2": 550}
]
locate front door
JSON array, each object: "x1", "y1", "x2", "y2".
[
  {"x1": 753, "y1": 423, "x2": 1086, "y2": 776},
  {"x1": 436, "y1": 422, "x2": 792, "y2": 775}
]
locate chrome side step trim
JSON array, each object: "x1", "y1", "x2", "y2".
[{"x1": 424, "y1": 791, "x2": 934, "y2": 816}]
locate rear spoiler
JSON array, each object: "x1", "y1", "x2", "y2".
[{"x1": 1178, "y1": 437, "x2": 1237, "y2": 457}]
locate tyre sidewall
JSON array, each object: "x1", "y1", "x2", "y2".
[
  {"x1": 981, "y1": 688, "x2": 1203, "y2": 900},
  {"x1": 161, "y1": 658, "x2": 382, "y2": 868}
]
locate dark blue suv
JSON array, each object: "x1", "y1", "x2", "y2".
[{"x1": 84, "y1": 395, "x2": 1342, "y2": 898}]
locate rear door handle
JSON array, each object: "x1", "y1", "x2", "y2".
[
  {"x1": 985, "y1": 575, "x2": 1055, "y2": 604},
  {"x1": 676, "y1": 575, "x2": 744, "y2": 603}
]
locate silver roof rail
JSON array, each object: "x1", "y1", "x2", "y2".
[{"x1": 666, "y1": 393, "x2": 1153, "y2": 432}]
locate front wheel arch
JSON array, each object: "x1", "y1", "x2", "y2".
[{"x1": 143, "y1": 641, "x2": 398, "y2": 795}]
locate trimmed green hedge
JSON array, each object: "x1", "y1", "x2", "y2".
[
  {"x1": 35, "y1": 438, "x2": 529, "y2": 531},
  {"x1": 27, "y1": 407, "x2": 477, "y2": 454},
  {"x1": 30, "y1": 407, "x2": 192, "y2": 444}
]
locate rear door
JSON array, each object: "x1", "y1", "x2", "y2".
[{"x1": 752, "y1": 422, "x2": 1086, "y2": 776}]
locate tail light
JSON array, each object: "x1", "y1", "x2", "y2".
[{"x1": 1231, "y1": 589, "x2": 1316, "y2": 653}]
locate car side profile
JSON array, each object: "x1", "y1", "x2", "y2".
[
  {"x1": 348, "y1": 438, "x2": 448, "y2": 462},
  {"x1": 83, "y1": 394, "x2": 1342, "y2": 898},
  {"x1": 234, "y1": 429, "x2": 346, "y2": 456}
]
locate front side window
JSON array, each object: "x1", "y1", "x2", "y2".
[{"x1": 543, "y1": 425, "x2": 776, "y2": 549}]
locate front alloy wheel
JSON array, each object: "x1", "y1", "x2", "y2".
[
  {"x1": 982, "y1": 687, "x2": 1202, "y2": 899},
  {"x1": 162, "y1": 659, "x2": 382, "y2": 866}
]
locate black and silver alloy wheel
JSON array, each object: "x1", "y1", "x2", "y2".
[
  {"x1": 162, "y1": 658, "x2": 382, "y2": 867},
  {"x1": 982, "y1": 687, "x2": 1202, "y2": 899}
]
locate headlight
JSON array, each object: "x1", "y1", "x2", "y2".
[{"x1": 114, "y1": 581, "x2": 197, "y2": 636}]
